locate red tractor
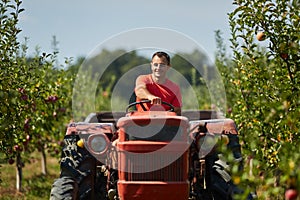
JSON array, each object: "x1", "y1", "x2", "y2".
[{"x1": 50, "y1": 101, "x2": 255, "y2": 200}]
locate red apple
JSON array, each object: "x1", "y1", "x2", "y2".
[
  {"x1": 13, "y1": 145, "x2": 19, "y2": 151},
  {"x1": 24, "y1": 118, "x2": 30, "y2": 131},
  {"x1": 8, "y1": 158, "x2": 15, "y2": 165},
  {"x1": 54, "y1": 149, "x2": 60, "y2": 154},
  {"x1": 18, "y1": 87, "x2": 25, "y2": 94},
  {"x1": 280, "y1": 53, "x2": 288, "y2": 60},
  {"x1": 21, "y1": 94, "x2": 28, "y2": 101},
  {"x1": 285, "y1": 189, "x2": 298, "y2": 200},
  {"x1": 46, "y1": 95, "x2": 59, "y2": 103},
  {"x1": 57, "y1": 141, "x2": 64, "y2": 147},
  {"x1": 13, "y1": 145, "x2": 23, "y2": 152},
  {"x1": 227, "y1": 107, "x2": 232, "y2": 114}
]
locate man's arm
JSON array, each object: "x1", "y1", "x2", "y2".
[{"x1": 135, "y1": 75, "x2": 161, "y2": 104}]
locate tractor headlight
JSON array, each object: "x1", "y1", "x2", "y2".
[{"x1": 87, "y1": 133, "x2": 109, "y2": 155}]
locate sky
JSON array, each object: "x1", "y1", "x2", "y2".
[{"x1": 18, "y1": 0, "x2": 236, "y2": 64}]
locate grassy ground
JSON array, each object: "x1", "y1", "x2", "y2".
[{"x1": 0, "y1": 152, "x2": 60, "y2": 200}]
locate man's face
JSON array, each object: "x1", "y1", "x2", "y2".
[{"x1": 151, "y1": 55, "x2": 170, "y2": 79}]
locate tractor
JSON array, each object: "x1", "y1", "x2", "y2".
[{"x1": 50, "y1": 100, "x2": 254, "y2": 200}]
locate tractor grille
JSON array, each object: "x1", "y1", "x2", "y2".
[{"x1": 120, "y1": 152, "x2": 187, "y2": 182}]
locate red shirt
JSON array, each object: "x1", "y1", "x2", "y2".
[{"x1": 135, "y1": 74, "x2": 182, "y2": 111}]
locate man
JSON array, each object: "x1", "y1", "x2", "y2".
[{"x1": 135, "y1": 51, "x2": 182, "y2": 115}]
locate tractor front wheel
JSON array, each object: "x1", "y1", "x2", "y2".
[
  {"x1": 50, "y1": 177, "x2": 78, "y2": 200},
  {"x1": 50, "y1": 134, "x2": 100, "y2": 200}
]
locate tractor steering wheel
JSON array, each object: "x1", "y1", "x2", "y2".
[{"x1": 126, "y1": 100, "x2": 175, "y2": 113}]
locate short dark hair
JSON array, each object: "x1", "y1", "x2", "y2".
[{"x1": 152, "y1": 51, "x2": 170, "y2": 65}]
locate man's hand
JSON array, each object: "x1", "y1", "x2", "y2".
[{"x1": 148, "y1": 95, "x2": 161, "y2": 104}]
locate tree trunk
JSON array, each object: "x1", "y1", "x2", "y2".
[
  {"x1": 16, "y1": 153, "x2": 22, "y2": 192},
  {"x1": 41, "y1": 149, "x2": 47, "y2": 175}
]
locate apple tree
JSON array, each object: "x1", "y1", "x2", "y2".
[
  {"x1": 0, "y1": 0, "x2": 74, "y2": 190},
  {"x1": 215, "y1": 0, "x2": 299, "y2": 198}
]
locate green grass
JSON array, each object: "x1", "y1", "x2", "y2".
[{"x1": 0, "y1": 152, "x2": 60, "y2": 200}]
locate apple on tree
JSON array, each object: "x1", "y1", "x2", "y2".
[
  {"x1": 256, "y1": 32, "x2": 266, "y2": 41},
  {"x1": 285, "y1": 189, "x2": 298, "y2": 200}
]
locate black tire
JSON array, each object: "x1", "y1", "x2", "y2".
[
  {"x1": 50, "y1": 177, "x2": 78, "y2": 200},
  {"x1": 51, "y1": 134, "x2": 102, "y2": 200}
]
